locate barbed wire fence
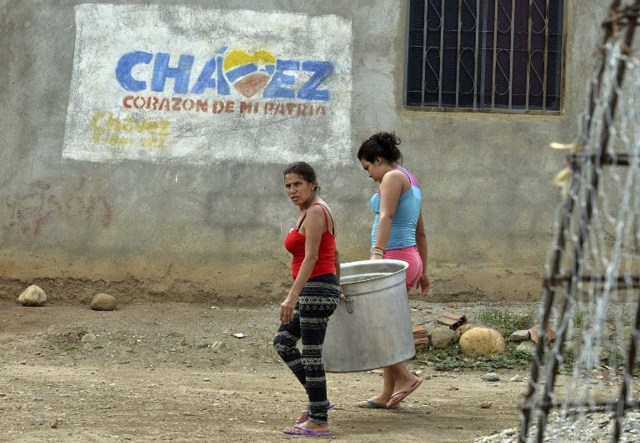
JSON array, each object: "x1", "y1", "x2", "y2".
[{"x1": 519, "y1": 1, "x2": 640, "y2": 442}]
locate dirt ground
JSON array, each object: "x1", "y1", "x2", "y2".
[{"x1": 0, "y1": 298, "x2": 541, "y2": 443}]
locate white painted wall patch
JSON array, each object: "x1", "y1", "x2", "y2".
[{"x1": 64, "y1": 5, "x2": 352, "y2": 164}]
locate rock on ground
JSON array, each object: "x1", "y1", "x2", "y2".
[
  {"x1": 460, "y1": 327, "x2": 505, "y2": 357},
  {"x1": 18, "y1": 285, "x2": 47, "y2": 307},
  {"x1": 90, "y1": 293, "x2": 117, "y2": 311}
]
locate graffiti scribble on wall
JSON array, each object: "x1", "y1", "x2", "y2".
[
  {"x1": 6, "y1": 177, "x2": 113, "y2": 238},
  {"x1": 63, "y1": 5, "x2": 352, "y2": 164}
]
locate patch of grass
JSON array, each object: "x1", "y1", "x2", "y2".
[
  {"x1": 605, "y1": 346, "x2": 626, "y2": 369},
  {"x1": 557, "y1": 352, "x2": 576, "y2": 375},
  {"x1": 413, "y1": 308, "x2": 537, "y2": 373},
  {"x1": 620, "y1": 310, "x2": 635, "y2": 328},
  {"x1": 419, "y1": 347, "x2": 463, "y2": 371},
  {"x1": 477, "y1": 308, "x2": 535, "y2": 336},
  {"x1": 573, "y1": 311, "x2": 584, "y2": 329},
  {"x1": 415, "y1": 307, "x2": 640, "y2": 375},
  {"x1": 416, "y1": 345, "x2": 533, "y2": 372}
]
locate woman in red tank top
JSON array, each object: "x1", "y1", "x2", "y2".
[{"x1": 274, "y1": 162, "x2": 341, "y2": 437}]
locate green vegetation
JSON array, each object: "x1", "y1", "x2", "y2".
[
  {"x1": 573, "y1": 311, "x2": 584, "y2": 329},
  {"x1": 415, "y1": 345, "x2": 532, "y2": 372},
  {"x1": 477, "y1": 308, "x2": 535, "y2": 337},
  {"x1": 605, "y1": 346, "x2": 626, "y2": 369},
  {"x1": 413, "y1": 307, "x2": 638, "y2": 375},
  {"x1": 412, "y1": 307, "x2": 537, "y2": 372}
]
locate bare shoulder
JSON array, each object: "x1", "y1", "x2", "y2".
[
  {"x1": 307, "y1": 203, "x2": 326, "y2": 218},
  {"x1": 312, "y1": 200, "x2": 337, "y2": 223},
  {"x1": 388, "y1": 169, "x2": 411, "y2": 181},
  {"x1": 381, "y1": 170, "x2": 408, "y2": 189},
  {"x1": 311, "y1": 200, "x2": 334, "y2": 216}
]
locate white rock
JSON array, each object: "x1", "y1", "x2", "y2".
[
  {"x1": 481, "y1": 372, "x2": 500, "y2": 382},
  {"x1": 81, "y1": 333, "x2": 97, "y2": 343},
  {"x1": 508, "y1": 330, "x2": 531, "y2": 342},
  {"x1": 430, "y1": 325, "x2": 458, "y2": 349},
  {"x1": 18, "y1": 285, "x2": 47, "y2": 307},
  {"x1": 516, "y1": 341, "x2": 537, "y2": 354}
]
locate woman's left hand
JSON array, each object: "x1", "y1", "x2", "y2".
[
  {"x1": 279, "y1": 299, "x2": 296, "y2": 324},
  {"x1": 418, "y1": 273, "x2": 431, "y2": 296}
]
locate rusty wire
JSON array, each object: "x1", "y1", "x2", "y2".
[{"x1": 519, "y1": 1, "x2": 640, "y2": 442}]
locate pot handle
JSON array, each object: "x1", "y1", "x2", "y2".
[{"x1": 340, "y1": 293, "x2": 353, "y2": 314}]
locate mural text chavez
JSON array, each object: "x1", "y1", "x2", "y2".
[{"x1": 115, "y1": 48, "x2": 333, "y2": 116}]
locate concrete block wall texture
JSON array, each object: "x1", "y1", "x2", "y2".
[{"x1": 0, "y1": 0, "x2": 608, "y2": 304}]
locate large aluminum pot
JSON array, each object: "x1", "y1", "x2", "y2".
[{"x1": 322, "y1": 259, "x2": 415, "y2": 372}]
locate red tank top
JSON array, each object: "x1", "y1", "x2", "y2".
[{"x1": 284, "y1": 204, "x2": 336, "y2": 279}]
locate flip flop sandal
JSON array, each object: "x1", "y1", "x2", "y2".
[
  {"x1": 357, "y1": 399, "x2": 401, "y2": 410},
  {"x1": 387, "y1": 378, "x2": 423, "y2": 408},
  {"x1": 283, "y1": 424, "x2": 332, "y2": 437},
  {"x1": 295, "y1": 401, "x2": 336, "y2": 424}
]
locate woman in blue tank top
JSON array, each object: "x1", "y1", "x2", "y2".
[{"x1": 356, "y1": 131, "x2": 430, "y2": 409}]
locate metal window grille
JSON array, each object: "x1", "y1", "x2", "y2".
[{"x1": 406, "y1": 0, "x2": 565, "y2": 112}]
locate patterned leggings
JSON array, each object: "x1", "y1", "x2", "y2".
[{"x1": 273, "y1": 273, "x2": 339, "y2": 425}]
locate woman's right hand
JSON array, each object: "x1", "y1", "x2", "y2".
[
  {"x1": 279, "y1": 299, "x2": 296, "y2": 324},
  {"x1": 369, "y1": 254, "x2": 384, "y2": 261}
]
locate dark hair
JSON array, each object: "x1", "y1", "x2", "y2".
[
  {"x1": 357, "y1": 132, "x2": 403, "y2": 164},
  {"x1": 283, "y1": 161, "x2": 321, "y2": 192}
]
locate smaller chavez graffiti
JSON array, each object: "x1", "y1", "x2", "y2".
[{"x1": 91, "y1": 112, "x2": 171, "y2": 148}]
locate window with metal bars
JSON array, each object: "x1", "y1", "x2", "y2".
[{"x1": 406, "y1": 0, "x2": 565, "y2": 112}]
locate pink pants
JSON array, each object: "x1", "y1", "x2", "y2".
[{"x1": 384, "y1": 246, "x2": 423, "y2": 289}]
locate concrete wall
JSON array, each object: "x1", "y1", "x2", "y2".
[{"x1": 0, "y1": 0, "x2": 611, "y2": 304}]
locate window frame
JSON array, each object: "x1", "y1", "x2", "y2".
[{"x1": 403, "y1": 0, "x2": 567, "y2": 115}]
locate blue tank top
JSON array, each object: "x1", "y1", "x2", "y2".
[{"x1": 370, "y1": 167, "x2": 422, "y2": 250}]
